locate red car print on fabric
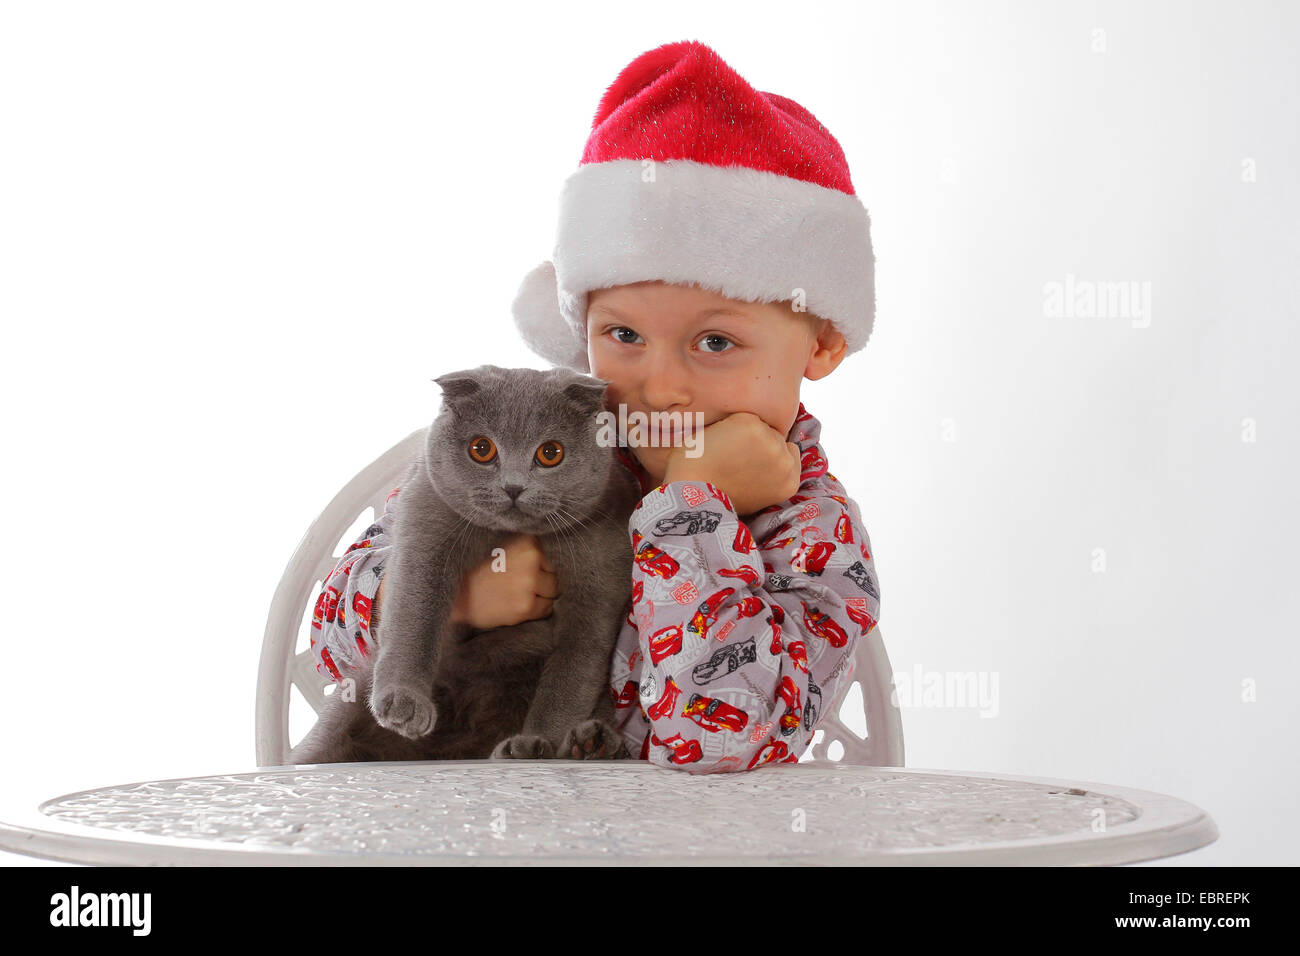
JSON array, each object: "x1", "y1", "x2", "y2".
[
  {"x1": 647, "y1": 676, "x2": 684, "y2": 721},
  {"x1": 766, "y1": 616, "x2": 783, "y2": 655},
  {"x1": 707, "y1": 482, "x2": 733, "y2": 511},
  {"x1": 716, "y1": 563, "x2": 761, "y2": 586},
  {"x1": 791, "y1": 540, "x2": 835, "y2": 575},
  {"x1": 801, "y1": 601, "x2": 849, "y2": 648},
  {"x1": 649, "y1": 624, "x2": 684, "y2": 665},
  {"x1": 613, "y1": 680, "x2": 639, "y2": 709},
  {"x1": 323, "y1": 586, "x2": 341, "y2": 625},
  {"x1": 320, "y1": 646, "x2": 343, "y2": 683},
  {"x1": 687, "y1": 587, "x2": 736, "y2": 639},
  {"x1": 632, "y1": 529, "x2": 680, "y2": 579},
  {"x1": 682, "y1": 693, "x2": 750, "y2": 733},
  {"x1": 309, "y1": 404, "x2": 882, "y2": 775},
  {"x1": 748, "y1": 738, "x2": 798, "y2": 769},
  {"x1": 652, "y1": 732, "x2": 703, "y2": 765},
  {"x1": 352, "y1": 590, "x2": 373, "y2": 631},
  {"x1": 777, "y1": 675, "x2": 802, "y2": 735},
  {"x1": 766, "y1": 603, "x2": 786, "y2": 655},
  {"x1": 733, "y1": 523, "x2": 755, "y2": 554},
  {"x1": 343, "y1": 536, "x2": 377, "y2": 556},
  {"x1": 845, "y1": 598, "x2": 877, "y2": 634}
]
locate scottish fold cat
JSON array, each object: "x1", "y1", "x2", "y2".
[{"x1": 289, "y1": 364, "x2": 642, "y2": 764}]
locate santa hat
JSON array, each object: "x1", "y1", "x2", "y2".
[{"x1": 511, "y1": 40, "x2": 876, "y2": 373}]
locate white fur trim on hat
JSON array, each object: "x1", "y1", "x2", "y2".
[
  {"x1": 512, "y1": 158, "x2": 875, "y2": 370},
  {"x1": 510, "y1": 260, "x2": 591, "y2": 372}
]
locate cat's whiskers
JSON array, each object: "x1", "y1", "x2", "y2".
[
  {"x1": 575, "y1": 501, "x2": 622, "y2": 524},
  {"x1": 443, "y1": 513, "x2": 479, "y2": 593},
  {"x1": 560, "y1": 506, "x2": 603, "y2": 565},
  {"x1": 554, "y1": 509, "x2": 591, "y2": 579},
  {"x1": 556, "y1": 504, "x2": 597, "y2": 533},
  {"x1": 543, "y1": 510, "x2": 584, "y2": 579}
]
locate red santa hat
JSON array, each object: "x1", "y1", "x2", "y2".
[{"x1": 511, "y1": 40, "x2": 876, "y2": 372}]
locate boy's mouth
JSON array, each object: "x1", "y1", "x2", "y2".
[{"x1": 655, "y1": 417, "x2": 706, "y2": 444}]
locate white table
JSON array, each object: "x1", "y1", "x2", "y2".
[{"x1": 0, "y1": 762, "x2": 1218, "y2": 866}]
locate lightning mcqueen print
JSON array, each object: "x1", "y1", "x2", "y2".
[
  {"x1": 608, "y1": 403, "x2": 882, "y2": 772},
  {"x1": 308, "y1": 404, "x2": 882, "y2": 775}
]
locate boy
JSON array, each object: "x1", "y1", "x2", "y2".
[{"x1": 309, "y1": 40, "x2": 882, "y2": 772}]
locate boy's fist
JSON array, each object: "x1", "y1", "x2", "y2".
[
  {"x1": 453, "y1": 533, "x2": 559, "y2": 631},
  {"x1": 372, "y1": 534, "x2": 558, "y2": 634},
  {"x1": 662, "y1": 411, "x2": 802, "y2": 517}
]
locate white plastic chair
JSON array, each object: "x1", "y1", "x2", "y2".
[{"x1": 255, "y1": 427, "x2": 905, "y2": 769}]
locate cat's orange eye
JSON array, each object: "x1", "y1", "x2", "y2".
[
  {"x1": 535, "y1": 440, "x2": 564, "y2": 467},
  {"x1": 468, "y1": 436, "x2": 497, "y2": 463}
]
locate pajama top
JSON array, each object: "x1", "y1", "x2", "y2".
[{"x1": 309, "y1": 402, "x2": 882, "y2": 773}]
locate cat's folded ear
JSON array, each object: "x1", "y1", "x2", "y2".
[
  {"x1": 563, "y1": 376, "x2": 610, "y2": 415},
  {"x1": 432, "y1": 371, "x2": 483, "y2": 406}
]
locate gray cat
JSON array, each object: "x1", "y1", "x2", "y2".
[{"x1": 289, "y1": 364, "x2": 643, "y2": 765}]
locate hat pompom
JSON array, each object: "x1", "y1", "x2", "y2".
[{"x1": 510, "y1": 261, "x2": 590, "y2": 372}]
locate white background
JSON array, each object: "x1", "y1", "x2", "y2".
[{"x1": 1, "y1": 0, "x2": 1295, "y2": 866}]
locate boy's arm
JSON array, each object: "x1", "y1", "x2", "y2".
[
  {"x1": 629, "y1": 477, "x2": 880, "y2": 773},
  {"x1": 309, "y1": 488, "x2": 400, "y2": 683},
  {"x1": 308, "y1": 488, "x2": 539, "y2": 685}
]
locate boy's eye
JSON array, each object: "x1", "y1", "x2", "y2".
[
  {"x1": 603, "y1": 326, "x2": 735, "y2": 353},
  {"x1": 608, "y1": 326, "x2": 642, "y2": 345}
]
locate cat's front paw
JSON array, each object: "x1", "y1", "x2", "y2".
[
  {"x1": 490, "y1": 734, "x2": 556, "y2": 760},
  {"x1": 370, "y1": 683, "x2": 438, "y2": 739},
  {"x1": 559, "y1": 719, "x2": 629, "y2": 760}
]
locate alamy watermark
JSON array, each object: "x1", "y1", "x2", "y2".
[
  {"x1": 50, "y1": 886, "x2": 151, "y2": 936},
  {"x1": 890, "y1": 664, "x2": 1000, "y2": 718},
  {"x1": 1043, "y1": 273, "x2": 1151, "y2": 328},
  {"x1": 595, "y1": 403, "x2": 705, "y2": 458}
]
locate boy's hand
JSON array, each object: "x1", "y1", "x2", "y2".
[
  {"x1": 661, "y1": 412, "x2": 802, "y2": 517},
  {"x1": 372, "y1": 534, "x2": 558, "y2": 634},
  {"x1": 455, "y1": 534, "x2": 559, "y2": 630}
]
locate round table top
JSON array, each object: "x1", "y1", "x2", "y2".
[{"x1": 0, "y1": 761, "x2": 1218, "y2": 866}]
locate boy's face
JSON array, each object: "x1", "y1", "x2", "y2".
[{"x1": 586, "y1": 280, "x2": 846, "y2": 484}]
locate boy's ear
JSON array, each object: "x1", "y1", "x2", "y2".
[{"x1": 804, "y1": 320, "x2": 849, "y2": 381}]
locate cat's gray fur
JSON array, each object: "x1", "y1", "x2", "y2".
[{"x1": 289, "y1": 364, "x2": 642, "y2": 764}]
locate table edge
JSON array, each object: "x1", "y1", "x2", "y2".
[{"x1": 1, "y1": 762, "x2": 1221, "y2": 867}]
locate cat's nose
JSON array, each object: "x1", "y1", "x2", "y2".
[{"x1": 502, "y1": 483, "x2": 525, "y2": 502}]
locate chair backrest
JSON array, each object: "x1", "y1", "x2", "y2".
[{"x1": 256, "y1": 427, "x2": 904, "y2": 769}]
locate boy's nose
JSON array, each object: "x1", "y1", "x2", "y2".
[{"x1": 640, "y1": 351, "x2": 692, "y2": 409}]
